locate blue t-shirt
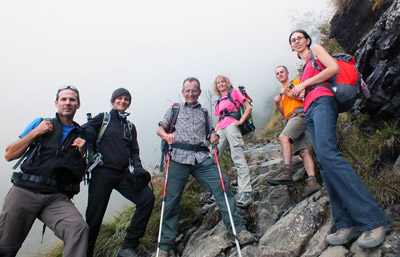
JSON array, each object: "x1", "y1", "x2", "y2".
[{"x1": 20, "y1": 118, "x2": 75, "y2": 143}]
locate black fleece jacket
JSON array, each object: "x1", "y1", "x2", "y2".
[{"x1": 82, "y1": 109, "x2": 142, "y2": 170}]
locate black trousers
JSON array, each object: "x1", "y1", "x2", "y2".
[{"x1": 86, "y1": 166, "x2": 155, "y2": 257}]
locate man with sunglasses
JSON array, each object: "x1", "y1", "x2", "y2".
[
  {"x1": 0, "y1": 86, "x2": 88, "y2": 257},
  {"x1": 268, "y1": 66, "x2": 321, "y2": 199}
]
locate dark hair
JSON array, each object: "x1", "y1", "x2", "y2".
[
  {"x1": 289, "y1": 29, "x2": 312, "y2": 48},
  {"x1": 275, "y1": 65, "x2": 288, "y2": 72},
  {"x1": 56, "y1": 85, "x2": 80, "y2": 103},
  {"x1": 111, "y1": 88, "x2": 131, "y2": 105},
  {"x1": 182, "y1": 77, "x2": 201, "y2": 90}
]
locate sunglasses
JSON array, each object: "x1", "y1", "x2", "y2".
[
  {"x1": 290, "y1": 36, "x2": 304, "y2": 43},
  {"x1": 56, "y1": 85, "x2": 80, "y2": 101}
]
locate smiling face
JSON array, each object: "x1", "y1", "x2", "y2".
[
  {"x1": 216, "y1": 76, "x2": 229, "y2": 94},
  {"x1": 55, "y1": 89, "x2": 80, "y2": 120},
  {"x1": 112, "y1": 95, "x2": 131, "y2": 113},
  {"x1": 182, "y1": 80, "x2": 201, "y2": 105},
  {"x1": 290, "y1": 32, "x2": 311, "y2": 54}
]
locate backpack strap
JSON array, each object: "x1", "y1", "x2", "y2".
[
  {"x1": 95, "y1": 112, "x2": 111, "y2": 151},
  {"x1": 167, "y1": 103, "x2": 181, "y2": 133},
  {"x1": 12, "y1": 118, "x2": 52, "y2": 170}
]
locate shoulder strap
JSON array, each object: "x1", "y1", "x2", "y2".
[
  {"x1": 201, "y1": 108, "x2": 210, "y2": 139},
  {"x1": 12, "y1": 118, "x2": 52, "y2": 170},
  {"x1": 96, "y1": 112, "x2": 111, "y2": 150},
  {"x1": 227, "y1": 89, "x2": 240, "y2": 111},
  {"x1": 167, "y1": 103, "x2": 181, "y2": 133}
]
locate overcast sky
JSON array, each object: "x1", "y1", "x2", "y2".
[{"x1": 0, "y1": 0, "x2": 332, "y2": 255}]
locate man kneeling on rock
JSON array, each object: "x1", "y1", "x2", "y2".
[
  {"x1": 156, "y1": 77, "x2": 256, "y2": 256},
  {"x1": 268, "y1": 66, "x2": 322, "y2": 198}
]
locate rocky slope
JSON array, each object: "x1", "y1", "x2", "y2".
[{"x1": 151, "y1": 140, "x2": 399, "y2": 257}]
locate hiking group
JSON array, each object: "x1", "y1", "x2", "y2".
[{"x1": 0, "y1": 28, "x2": 390, "y2": 257}]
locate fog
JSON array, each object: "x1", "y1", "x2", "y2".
[{"x1": 0, "y1": 0, "x2": 332, "y2": 255}]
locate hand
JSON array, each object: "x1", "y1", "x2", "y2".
[
  {"x1": 35, "y1": 120, "x2": 53, "y2": 136},
  {"x1": 210, "y1": 134, "x2": 219, "y2": 145},
  {"x1": 164, "y1": 133, "x2": 175, "y2": 145},
  {"x1": 291, "y1": 83, "x2": 306, "y2": 98},
  {"x1": 71, "y1": 137, "x2": 86, "y2": 156},
  {"x1": 274, "y1": 94, "x2": 282, "y2": 104},
  {"x1": 233, "y1": 120, "x2": 242, "y2": 126}
]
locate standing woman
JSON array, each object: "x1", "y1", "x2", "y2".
[
  {"x1": 83, "y1": 88, "x2": 155, "y2": 257},
  {"x1": 213, "y1": 75, "x2": 253, "y2": 208},
  {"x1": 289, "y1": 30, "x2": 389, "y2": 248}
]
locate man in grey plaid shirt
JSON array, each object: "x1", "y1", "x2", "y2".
[{"x1": 156, "y1": 77, "x2": 256, "y2": 256}]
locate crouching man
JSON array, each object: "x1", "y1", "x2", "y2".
[{"x1": 0, "y1": 86, "x2": 89, "y2": 257}]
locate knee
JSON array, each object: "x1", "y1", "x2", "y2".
[
  {"x1": 298, "y1": 149, "x2": 309, "y2": 158},
  {"x1": 279, "y1": 134, "x2": 290, "y2": 144}
]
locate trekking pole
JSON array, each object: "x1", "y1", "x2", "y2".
[
  {"x1": 212, "y1": 144, "x2": 242, "y2": 257},
  {"x1": 156, "y1": 145, "x2": 172, "y2": 257}
]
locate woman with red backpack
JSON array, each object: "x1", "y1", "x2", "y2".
[{"x1": 289, "y1": 29, "x2": 389, "y2": 249}]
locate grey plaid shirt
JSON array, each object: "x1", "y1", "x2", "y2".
[{"x1": 159, "y1": 102, "x2": 215, "y2": 165}]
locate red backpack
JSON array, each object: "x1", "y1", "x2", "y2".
[{"x1": 305, "y1": 51, "x2": 370, "y2": 113}]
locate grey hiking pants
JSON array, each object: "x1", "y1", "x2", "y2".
[{"x1": 0, "y1": 186, "x2": 89, "y2": 257}]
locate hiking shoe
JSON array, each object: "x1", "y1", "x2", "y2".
[
  {"x1": 357, "y1": 225, "x2": 389, "y2": 248},
  {"x1": 268, "y1": 166, "x2": 294, "y2": 186},
  {"x1": 237, "y1": 230, "x2": 257, "y2": 245},
  {"x1": 326, "y1": 227, "x2": 361, "y2": 245},
  {"x1": 236, "y1": 192, "x2": 252, "y2": 208},
  {"x1": 117, "y1": 247, "x2": 142, "y2": 257},
  {"x1": 157, "y1": 249, "x2": 169, "y2": 257},
  {"x1": 206, "y1": 194, "x2": 215, "y2": 204},
  {"x1": 301, "y1": 177, "x2": 322, "y2": 198}
]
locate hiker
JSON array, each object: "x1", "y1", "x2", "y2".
[
  {"x1": 1, "y1": 86, "x2": 88, "y2": 257},
  {"x1": 289, "y1": 29, "x2": 389, "y2": 248},
  {"x1": 156, "y1": 77, "x2": 256, "y2": 256},
  {"x1": 83, "y1": 88, "x2": 155, "y2": 257},
  {"x1": 268, "y1": 66, "x2": 322, "y2": 198},
  {"x1": 213, "y1": 75, "x2": 253, "y2": 207}
]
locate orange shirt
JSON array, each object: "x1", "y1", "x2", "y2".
[{"x1": 281, "y1": 78, "x2": 304, "y2": 120}]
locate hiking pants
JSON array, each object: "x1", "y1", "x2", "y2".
[
  {"x1": 305, "y1": 96, "x2": 388, "y2": 231},
  {"x1": 0, "y1": 186, "x2": 88, "y2": 257},
  {"x1": 159, "y1": 158, "x2": 246, "y2": 251},
  {"x1": 86, "y1": 166, "x2": 155, "y2": 257},
  {"x1": 217, "y1": 123, "x2": 252, "y2": 193}
]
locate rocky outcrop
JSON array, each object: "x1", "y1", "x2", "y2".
[
  {"x1": 330, "y1": 0, "x2": 394, "y2": 54},
  {"x1": 152, "y1": 140, "x2": 400, "y2": 257},
  {"x1": 353, "y1": 0, "x2": 400, "y2": 119}
]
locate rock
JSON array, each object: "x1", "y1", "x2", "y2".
[
  {"x1": 259, "y1": 193, "x2": 330, "y2": 256},
  {"x1": 393, "y1": 155, "x2": 400, "y2": 182},
  {"x1": 353, "y1": 0, "x2": 400, "y2": 119},
  {"x1": 320, "y1": 246, "x2": 349, "y2": 257},
  {"x1": 330, "y1": 0, "x2": 394, "y2": 54}
]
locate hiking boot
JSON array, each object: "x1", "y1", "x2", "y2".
[
  {"x1": 326, "y1": 227, "x2": 361, "y2": 245},
  {"x1": 206, "y1": 194, "x2": 215, "y2": 204},
  {"x1": 237, "y1": 230, "x2": 257, "y2": 245},
  {"x1": 268, "y1": 166, "x2": 294, "y2": 186},
  {"x1": 236, "y1": 192, "x2": 252, "y2": 208},
  {"x1": 357, "y1": 225, "x2": 389, "y2": 248},
  {"x1": 157, "y1": 249, "x2": 169, "y2": 257},
  {"x1": 301, "y1": 177, "x2": 322, "y2": 198},
  {"x1": 117, "y1": 247, "x2": 142, "y2": 257}
]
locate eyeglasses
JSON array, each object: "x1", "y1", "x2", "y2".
[
  {"x1": 290, "y1": 36, "x2": 304, "y2": 43},
  {"x1": 183, "y1": 89, "x2": 199, "y2": 94},
  {"x1": 56, "y1": 85, "x2": 80, "y2": 101}
]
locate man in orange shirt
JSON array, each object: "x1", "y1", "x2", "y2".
[{"x1": 268, "y1": 66, "x2": 321, "y2": 198}]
